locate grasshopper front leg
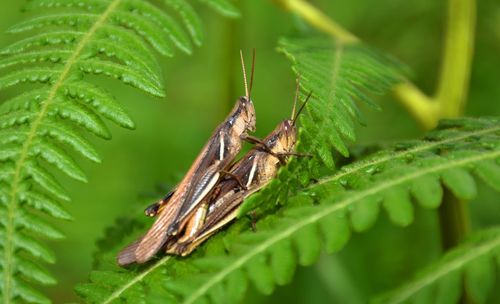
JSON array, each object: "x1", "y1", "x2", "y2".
[
  {"x1": 241, "y1": 134, "x2": 272, "y2": 152},
  {"x1": 220, "y1": 170, "x2": 248, "y2": 190}
]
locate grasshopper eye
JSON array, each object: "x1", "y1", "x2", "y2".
[{"x1": 283, "y1": 120, "x2": 293, "y2": 131}]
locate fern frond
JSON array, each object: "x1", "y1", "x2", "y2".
[
  {"x1": 277, "y1": 36, "x2": 404, "y2": 166},
  {"x1": 77, "y1": 117, "x2": 500, "y2": 303},
  {"x1": 373, "y1": 227, "x2": 500, "y2": 304},
  {"x1": 0, "y1": 0, "x2": 237, "y2": 302},
  {"x1": 237, "y1": 36, "x2": 405, "y2": 214}
]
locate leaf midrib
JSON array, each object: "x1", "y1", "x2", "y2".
[
  {"x1": 316, "y1": 123, "x2": 500, "y2": 187},
  {"x1": 2, "y1": 0, "x2": 122, "y2": 302}
]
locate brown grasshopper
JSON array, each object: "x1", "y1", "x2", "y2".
[
  {"x1": 117, "y1": 52, "x2": 258, "y2": 265},
  {"x1": 166, "y1": 89, "x2": 312, "y2": 256}
]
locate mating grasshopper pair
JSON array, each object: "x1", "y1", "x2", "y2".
[{"x1": 117, "y1": 52, "x2": 311, "y2": 266}]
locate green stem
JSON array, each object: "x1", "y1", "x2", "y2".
[
  {"x1": 438, "y1": 190, "x2": 471, "y2": 250},
  {"x1": 435, "y1": 0, "x2": 476, "y2": 118},
  {"x1": 434, "y1": 0, "x2": 475, "y2": 270},
  {"x1": 273, "y1": 0, "x2": 358, "y2": 44},
  {"x1": 392, "y1": 82, "x2": 439, "y2": 130}
]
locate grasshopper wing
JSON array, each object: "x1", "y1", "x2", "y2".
[{"x1": 117, "y1": 235, "x2": 143, "y2": 266}]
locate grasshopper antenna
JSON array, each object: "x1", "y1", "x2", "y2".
[
  {"x1": 291, "y1": 76, "x2": 301, "y2": 120},
  {"x1": 248, "y1": 48, "x2": 256, "y2": 99},
  {"x1": 240, "y1": 50, "x2": 249, "y2": 98},
  {"x1": 293, "y1": 91, "x2": 313, "y2": 125}
]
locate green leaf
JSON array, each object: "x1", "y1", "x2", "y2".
[
  {"x1": 245, "y1": 255, "x2": 275, "y2": 295},
  {"x1": 49, "y1": 100, "x2": 111, "y2": 139},
  {"x1": 16, "y1": 258, "x2": 57, "y2": 285},
  {"x1": 464, "y1": 255, "x2": 495, "y2": 304},
  {"x1": 382, "y1": 186, "x2": 414, "y2": 227},
  {"x1": 164, "y1": 0, "x2": 204, "y2": 46},
  {"x1": 120, "y1": 0, "x2": 193, "y2": 54},
  {"x1": 270, "y1": 239, "x2": 296, "y2": 285},
  {"x1": 31, "y1": 140, "x2": 87, "y2": 182},
  {"x1": 320, "y1": 211, "x2": 351, "y2": 254},
  {"x1": 0, "y1": 67, "x2": 59, "y2": 90},
  {"x1": 76, "y1": 58, "x2": 165, "y2": 97},
  {"x1": 411, "y1": 174, "x2": 443, "y2": 209},
  {"x1": 0, "y1": 31, "x2": 83, "y2": 55},
  {"x1": 441, "y1": 167, "x2": 477, "y2": 200},
  {"x1": 293, "y1": 222, "x2": 322, "y2": 266},
  {"x1": 16, "y1": 209, "x2": 65, "y2": 239},
  {"x1": 0, "y1": 0, "x2": 233, "y2": 301},
  {"x1": 474, "y1": 159, "x2": 500, "y2": 191},
  {"x1": 62, "y1": 82, "x2": 135, "y2": 129},
  {"x1": 79, "y1": 118, "x2": 500, "y2": 303},
  {"x1": 20, "y1": 190, "x2": 72, "y2": 220},
  {"x1": 14, "y1": 280, "x2": 51, "y2": 304},
  {"x1": 24, "y1": 161, "x2": 70, "y2": 201},
  {"x1": 110, "y1": 11, "x2": 174, "y2": 57},
  {"x1": 0, "y1": 49, "x2": 71, "y2": 70},
  {"x1": 39, "y1": 121, "x2": 101, "y2": 163},
  {"x1": 350, "y1": 194, "x2": 381, "y2": 232},
  {"x1": 198, "y1": 0, "x2": 241, "y2": 18},
  {"x1": 7, "y1": 13, "x2": 97, "y2": 33}
]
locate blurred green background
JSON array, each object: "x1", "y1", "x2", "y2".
[{"x1": 1, "y1": 0, "x2": 499, "y2": 302}]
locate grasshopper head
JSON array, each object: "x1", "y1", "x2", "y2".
[
  {"x1": 276, "y1": 119, "x2": 297, "y2": 153},
  {"x1": 264, "y1": 119, "x2": 297, "y2": 155},
  {"x1": 229, "y1": 96, "x2": 256, "y2": 133},
  {"x1": 264, "y1": 89, "x2": 312, "y2": 155},
  {"x1": 240, "y1": 96, "x2": 256, "y2": 132}
]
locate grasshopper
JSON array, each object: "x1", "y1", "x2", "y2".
[
  {"x1": 117, "y1": 52, "x2": 258, "y2": 265},
  {"x1": 166, "y1": 89, "x2": 312, "y2": 256}
]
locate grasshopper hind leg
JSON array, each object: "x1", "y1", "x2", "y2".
[
  {"x1": 144, "y1": 202, "x2": 161, "y2": 217},
  {"x1": 144, "y1": 189, "x2": 176, "y2": 217}
]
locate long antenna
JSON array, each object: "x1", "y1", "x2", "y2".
[
  {"x1": 248, "y1": 48, "x2": 256, "y2": 99},
  {"x1": 293, "y1": 91, "x2": 313, "y2": 125},
  {"x1": 240, "y1": 50, "x2": 249, "y2": 98},
  {"x1": 291, "y1": 76, "x2": 301, "y2": 119}
]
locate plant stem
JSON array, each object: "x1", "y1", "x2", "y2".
[
  {"x1": 438, "y1": 190, "x2": 471, "y2": 250},
  {"x1": 435, "y1": 0, "x2": 476, "y2": 118},
  {"x1": 392, "y1": 82, "x2": 439, "y2": 130},
  {"x1": 435, "y1": 0, "x2": 476, "y2": 284},
  {"x1": 273, "y1": 0, "x2": 358, "y2": 44}
]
